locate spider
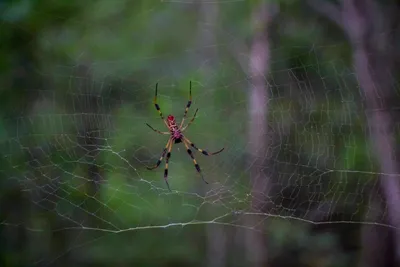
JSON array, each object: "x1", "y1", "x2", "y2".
[{"x1": 145, "y1": 81, "x2": 224, "y2": 191}]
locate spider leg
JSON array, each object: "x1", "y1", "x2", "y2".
[
  {"x1": 146, "y1": 138, "x2": 172, "y2": 170},
  {"x1": 163, "y1": 139, "x2": 174, "y2": 191},
  {"x1": 183, "y1": 137, "x2": 224, "y2": 156},
  {"x1": 153, "y1": 83, "x2": 169, "y2": 127},
  {"x1": 179, "y1": 81, "x2": 193, "y2": 128},
  {"x1": 146, "y1": 123, "x2": 170, "y2": 135},
  {"x1": 180, "y1": 108, "x2": 198, "y2": 132},
  {"x1": 183, "y1": 139, "x2": 208, "y2": 184}
]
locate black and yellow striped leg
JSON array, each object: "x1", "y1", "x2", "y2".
[
  {"x1": 180, "y1": 108, "x2": 198, "y2": 132},
  {"x1": 183, "y1": 137, "x2": 224, "y2": 156},
  {"x1": 164, "y1": 139, "x2": 174, "y2": 191},
  {"x1": 154, "y1": 83, "x2": 164, "y2": 120},
  {"x1": 153, "y1": 83, "x2": 169, "y2": 127},
  {"x1": 145, "y1": 123, "x2": 170, "y2": 135},
  {"x1": 180, "y1": 81, "x2": 193, "y2": 128},
  {"x1": 146, "y1": 138, "x2": 172, "y2": 170},
  {"x1": 183, "y1": 140, "x2": 208, "y2": 184}
]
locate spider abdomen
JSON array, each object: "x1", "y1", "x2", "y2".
[
  {"x1": 171, "y1": 128, "x2": 183, "y2": 142},
  {"x1": 168, "y1": 118, "x2": 184, "y2": 142}
]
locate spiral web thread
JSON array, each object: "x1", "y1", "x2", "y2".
[{"x1": 1, "y1": 41, "x2": 398, "y2": 240}]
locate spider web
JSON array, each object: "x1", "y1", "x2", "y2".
[{"x1": 1, "y1": 0, "x2": 399, "y2": 265}]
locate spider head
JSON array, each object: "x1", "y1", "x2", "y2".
[{"x1": 167, "y1": 115, "x2": 175, "y2": 122}]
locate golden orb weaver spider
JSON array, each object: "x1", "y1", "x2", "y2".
[{"x1": 145, "y1": 81, "x2": 224, "y2": 191}]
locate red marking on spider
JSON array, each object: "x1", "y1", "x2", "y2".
[
  {"x1": 167, "y1": 115, "x2": 175, "y2": 122},
  {"x1": 145, "y1": 81, "x2": 225, "y2": 191}
]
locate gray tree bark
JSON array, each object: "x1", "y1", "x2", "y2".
[{"x1": 245, "y1": 3, "x2": 278, "y2": 266}]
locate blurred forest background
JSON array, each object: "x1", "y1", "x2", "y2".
[{"x1": 1, "y1": 0, "x2": 400, "y2": 266}]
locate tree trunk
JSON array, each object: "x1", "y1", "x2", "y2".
[
  {"x1": 74, "y1": 64, "x2": 103, "y2": 228},
  {"x1": 245, "y1": 3, "x2": 277, "y2": 266},
  {"x1": 308, "y1": 0, "x2": 400, "y2": 265}
]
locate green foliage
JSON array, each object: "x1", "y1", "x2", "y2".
[{"x1": 0, "y1": 0, "x2": 384, "y2": 266}]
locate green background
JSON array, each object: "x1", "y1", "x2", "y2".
[{"x1": 0, "y1": 0, "x2": 395, "y2": 266}]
